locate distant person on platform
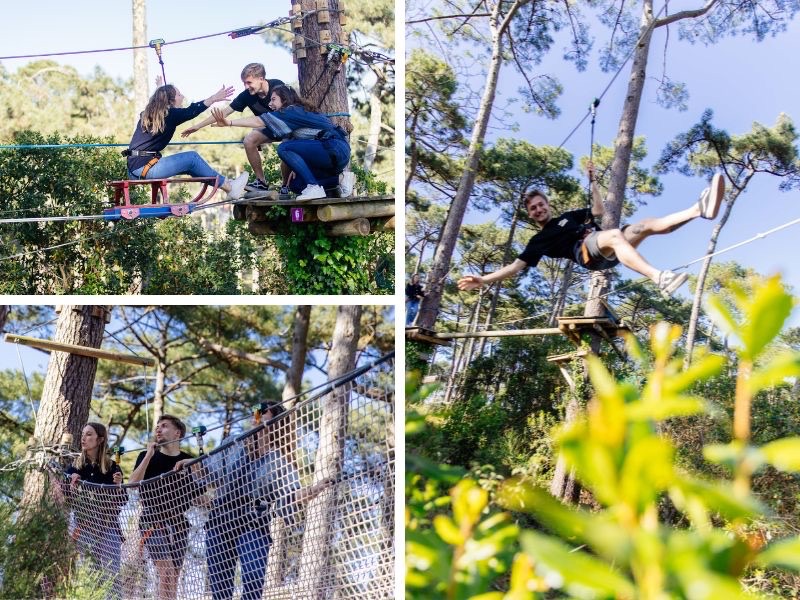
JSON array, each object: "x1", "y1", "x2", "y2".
[
  {"x1": 181, "y1": 63, "x2": 285, "y2": 194},
  {"x1": 125, "y1": 84, "x2": 248, "y2": 202},
  {"x1": 405, "y1": 273, "x2": 425, "y2": 326},
  {"x1": 458, "y1": 168, "x2": 725, "y2": 298},
  {"x1": 210, "y1": 85, "x2": 353, "y2": 201}
]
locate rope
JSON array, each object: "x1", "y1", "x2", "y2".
[{"x1": 553, "y1": 3, "x2": 668, "y2": 152}]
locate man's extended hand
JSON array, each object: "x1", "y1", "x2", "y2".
[{"x1": 457, "y1": 275, "x2": 484, "y2": 291}]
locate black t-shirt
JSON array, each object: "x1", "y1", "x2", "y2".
[
  {"x1": 127, "y1": 101, "x2": 208, "y2": 171},
  {"x1": 134, "y1": 449, "x2": 202, "y2": 519},
  {"x1": 518, "y1": 208, "x2": 598, "y2": 268},
  {"x1": 405, "y1": 283, "x2": 424, "y2": 300},
  {"x1": 229, "y1": 78, "x2": 286, "y2": 116},
  {"x1": 65, "y1": 459, "x2": 122, "y2": 485}
]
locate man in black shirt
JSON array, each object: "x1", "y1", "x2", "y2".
[
  {"x1": 459, "y1": 170, "x2": 725, "y2": 298},
  {"x1": 130, "y1": 414, "x2": 202, "y2": 600},
  {"x1": 405, "y1": 274, "x2": 425, "y2": 326},
  {"x1": 182, "y1": 63, "x2": 285, "y2": 192}
]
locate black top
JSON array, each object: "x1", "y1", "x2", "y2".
[
  {"x1": 229, "y1": 78, "x2": 286, "y2": 116},
  {"x1": 405, "y1": 282, "x2": 424, "y2": 300},
  {"x1": 134, "y1": 449, "x2": 203, "y2": 519},
  {"x1": 127, "y1": 101, "x2": 208, "y2": 172},
  {"x1": 518, "y1": 208, "x2": 598, "y2": 268},
  {"x1": 66, "y1": 459, "x2": 122, "y2": 485}
]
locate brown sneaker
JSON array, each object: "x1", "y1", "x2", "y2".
[{"x1": 698, "y1": 173, "x2": 725, "y2": 219}]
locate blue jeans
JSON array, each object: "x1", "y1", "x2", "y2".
[
  {"x1": 277, "y1": 138, "x2": 349, "y2": 191},
  {"x1": 406, "y1": 299, "x2": 420, "y2": 325},
  {"x1": 207, "y1": 513, "x2": 270, "y2": 600},
  {"x1": 129, "y1": 151, "x2": 226, "y2": 185}
]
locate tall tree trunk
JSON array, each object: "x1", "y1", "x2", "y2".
[
  {"x1": 550, "y1": 261, "x2": 575, "y2": 326},
  {"x1": 417, "y1": 0, "x2": 525, "y2": 329},
  {"x1": 22, "y1": 306, "x2": 108, "y2": 509},
  {"x1": 299, "y1": 305, "x2": 361, "y2": 598},
  {"x1": 0, "y1": 305, "x2": 9, "y2": 333},
  {"x1": 684, "y1": 180, "x2": 745, "y2": 367},
  {"x1": 284, "y1": 305, "x2": 311, "y2": 468},
  {"x1": 132, "y1": 0, "x2": 148, "y2": 122},
  {"x1": 478, "y1": 208, "x2": 521, "y2": 356},
  {"x1": 151, "y1": 359, "x2": 166, "y2": 429},
  {"x1": 298, "y1": 0, "x2": 351, "y2": 133}
]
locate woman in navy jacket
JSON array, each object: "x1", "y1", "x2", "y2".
[
  {"x1": 211, "y1": 85, "x2": 350, "y2": 201},
  {"x1": 126, "y1": 84, "x2": 248, "y2": 201}
]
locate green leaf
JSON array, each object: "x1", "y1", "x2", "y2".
[
  {"x1": 757, "y1": 536, "x2": 800, "y2": 571},
  {"x1": 705, "y1": 295, "x2": 738, "y2": 340},
  {"x1": 748, "y1": 352, "x2": 800, "y2": 396},
  {"x1": 626, "y1": 396, "x2": 707, "y2": 421},
  {"x1": 739, "y1": 275, "x2": 794, "y2": 360},
  {"x1": 760, "y1": 437, "x2": 800, "y2": 472},
  {"x1": 452, "y1": 480, "x2": 488, "y2": 529},
  {"x1": 670, "y1": 478, "x2": 762, "y2": 522},
  {"x1": 665, "y1": 354, "x2": 726, "y2": 393},
  {"x1": 433, "y1": 515, "x2": 463, "y2": 545},
  {"x1": 519, "y1": 530, "x2": 635, "y2": 598}
]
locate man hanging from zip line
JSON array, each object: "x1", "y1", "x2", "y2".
[{"x1": 458, "y1": 166, "x2": 725, "y2": 298}]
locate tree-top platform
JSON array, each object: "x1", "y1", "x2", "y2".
[{"x1": 232, "y1": 194, "x2": 395, "y2": 237}]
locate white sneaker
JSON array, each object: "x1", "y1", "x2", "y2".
[
  {"x1": 656, "y1": 270, "x2": 688, "y2": 298},
  {"x1": 698, "y1": 173, "x2": 724, "y2": 219},
  {"x1": 296, "y1": 184, "x2": 326, "y2": 201},
  {"x1": 225, "y1": 172, "x2": 249, "y2": 200},
  {"x1": 339, "y1": 171, "x2": 356, "y2": 197}
]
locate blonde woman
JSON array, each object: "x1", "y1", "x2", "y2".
[
  {"x1": 65, "y1": 422, "x2": 127, "y2": 598},
  {"x1": 125, "y1": 84, "x2": 248, "y2": 201}
]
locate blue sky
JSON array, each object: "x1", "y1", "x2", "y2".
[
  {"x1": 411, "y1": 5, "x2": 800, "y2": 324},
  {"x1": 0, "y1": 1, "x2": 297, "y2": 107}
]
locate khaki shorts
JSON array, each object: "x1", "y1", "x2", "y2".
[{"x1": 573, "y1": 231, "x2": 620, "y2": 270}]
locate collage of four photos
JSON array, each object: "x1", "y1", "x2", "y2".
[{"x1": 3, "y1": 0, "x2": 800, "y2": 598}]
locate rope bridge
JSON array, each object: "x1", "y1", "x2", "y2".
[{"x1": 46, "y1": 354, "x2": 394, "y2": 599}]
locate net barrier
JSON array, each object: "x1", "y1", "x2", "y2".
[{"x1": 48, "y1": 354, "x2": 395, "y2": 599}]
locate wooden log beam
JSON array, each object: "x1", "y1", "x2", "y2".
[
  {"x1": 370, "y1": 216, "x2": 395, "y2": 232},
  {"x1": 435, "y1": 328, "x2": 562, "y2": 339},
  {"x1": 327, "y1": 218, "x2": 371, "y2": 236},
  {"x1": 3, "y1": 333, "x2": 155, "y2": 367},
  {"x1": 317, "y1": 201, "x2": 394, "y2": 222},
  {"x1": 248, "y1": 221, "x2": 280, "y2": 236}
]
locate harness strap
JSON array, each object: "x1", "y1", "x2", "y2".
[{"x1": 139, "y1": 156, "x2": 160, "y2": 179}]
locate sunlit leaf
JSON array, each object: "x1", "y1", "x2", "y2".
[
  {"x1": 519, "y1": 530, "x2": 635, "y2": 598},
  {"x1": 452, "y1": 479, "x2": 488, "y2": 529},
  {"x1": 747, "y1": 352, "x2": 800, "y2": 396},
  {"x1": 738, "y1": 275, "x2": 793, "y2": 360},
  {"x1": 626, "y1": 396, "x2": 707, "y2": 421},
  {"x1": 760, "y1": 437, "x2": 800, "y2": 472},
  {"x1": 757, "y1": 536, "x2": 800, "y2": 571},
  {"x1": 433, "y1": 515, "x2": 463, "y2": 545}
]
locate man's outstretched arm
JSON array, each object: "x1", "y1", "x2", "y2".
[{"x1": 457, "y1": 259, "x2": 527, "y2": 291}]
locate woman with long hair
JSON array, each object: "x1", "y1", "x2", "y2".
[
  {"x1": 126, "y1": 84, "x2": 248, "y2": 201},
  {"x1": 210, "y1": 85, "x2": 351, "y2": 201},
  {"x1": 65, "y1": 422, "x2": 127, "y2": 598}
]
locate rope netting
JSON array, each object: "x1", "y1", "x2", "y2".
[{"x1": 46, "y1": 355, "x2": 394, "y2": 599}]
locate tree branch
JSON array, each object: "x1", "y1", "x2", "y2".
[{"x1": 655, "y1": 0, "x2": 719, "y2": 28}]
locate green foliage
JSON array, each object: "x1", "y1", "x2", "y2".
[
  {"x1": 266, "y1": 168, "x2": 393, "y2": 294},
  {"x1": 0, "y1": 499, "x2": 75, "y2": 599},
  {"x1": 407, "y1": 275, "x2": 800, "y2": 598}
]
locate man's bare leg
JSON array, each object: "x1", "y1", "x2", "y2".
[
  {"x1": 595, "y1": 229, "x2": 661, "y2": 282},
  {"x1": 622, "y1": 205, "x2": 701, "y2": 247},
  {"x1": 243, "y1": 129, "x2": 271, "y2": 184},
  {"x1": 624, "y1": 174, "x2": 725, "y2": 247}
]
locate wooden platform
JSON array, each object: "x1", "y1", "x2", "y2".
[
  {"x1": 556, "y1": 315, "x2": 629, "y2": 345},
  {"x1": 235, "y1": 195, "x2": 395, "y2": 237},
  {"x1": 405, "y1": 327, "x2": 451, "y2": 346}
]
